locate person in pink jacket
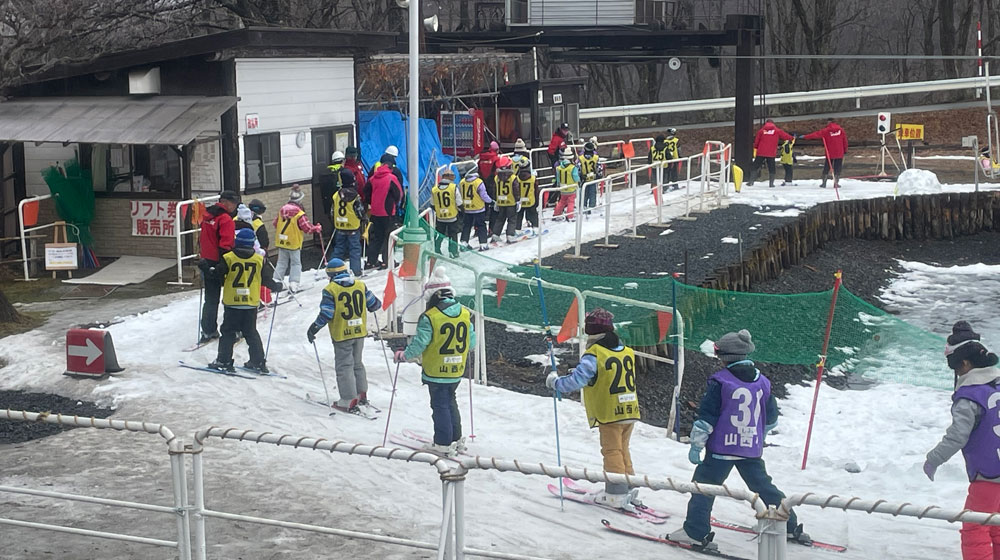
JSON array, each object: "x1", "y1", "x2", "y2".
[
  {"x1": 749, "y1": 119, "x2": 794, "y2": 188},
  {"x1": 272, "y1": 185, "x2": 322, "y2": 292},
  {"x1": 801, "y1": 118, "x2": 849, "y2": 189}
]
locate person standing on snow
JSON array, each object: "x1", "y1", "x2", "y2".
[
  {"x1": 307, "y1": 258, "x2": 381, "y2": 415},
  {"x1": 198, "y1": 190, "x2": 239, "y2": 343},
  {"x1": 668, "y1": 329, "x2": 811, "y2": 552},
  {"x1": 512, "y1": 138, "x2": 533, "y2": 174},
  {"x1": 779, "y1": 139, "x2": 796, "y2": 186},
  {"x1": 925, "y1": 321, "x2": 1000, "y2": 560},
  {"x1": 272, "y1": 185, "x2": 322, "y2": 292},
  {"x1": 579, "y1": 141, "x2": 602, "y2": 213},
  {"x1": 553, "y1": 147, "x2": 580, "y2": 221},
  {"x1": 515, "y1": 164, "x2": 540, "y2": 233},
  {"x1": 459, "y1": 167, "x2": 493, "y2": 250},
  {"x1": 490, "y1": 157, "x2": 520, "y2": 244},
  {"x1": 319, "y1": 150, "x2": 346, "y2": 226},
  {"x1": 234, "y1": 204, "x2": 266, "y2": 257},
  {"x1": 207, "y1": 228, "x2": 282, "y2": 373},
  {"x1": 478, "y1": 141, "x2": 500, "y2": 226},
  {"x1": 363, "y1": 160, "x2": 404, "y2": 270},
  {"x1": 647, "y1": 133, "x2": 670, "y2": 192},
  {"x1": 664, "y1": 128, "x2": 681, "y2": 190},
  {"x1": 801, "y1": 118, "x2": 848, "y2": 189},
  {"x1": 395, "y1": 267, "x2": 475, "y2": 457},
  {"x1": 749, "y1": 119, "x2": 795, "y2": 188},
  {"x1": 248, "y1": 199, "x2": 269, "y2": 253},
  {"x1": 431, "y1": 169, "x2": 463, "y2": 258},
  {"x1": 330, "y1": 168, "x2": 367, "y2": 277},
  {"x1": 547, "y1": 122, "x2": 571, "y2": 169},
  {"x1": 545, "y1": 308, "x2": 642, "y2": 511}
]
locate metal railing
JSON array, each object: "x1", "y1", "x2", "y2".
[
  {"x1": 169, "y1": 195, "x2": 220, "y2": 286},
  {"x1": 17, "y1": 194, "x2": 53, "y2": 281}
]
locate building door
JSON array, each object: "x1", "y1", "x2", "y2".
[
  {"x1": 0, "y1": 143, "x2": 26, "y2": 259},
  {"x1": 311, "y1": 126, "x2": 355, "y2": 231}
]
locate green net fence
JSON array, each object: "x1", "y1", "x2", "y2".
[{"x1": 399, "y1": 204, "x2": 949, "y2": 390}]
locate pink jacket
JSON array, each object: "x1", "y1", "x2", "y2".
[{"x1": 273, "y1": 202, "x2": 322, "y2": 234}]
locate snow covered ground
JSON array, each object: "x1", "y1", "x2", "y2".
[{"x1": 2, "y1": 174, "x2": 997, "y2": 559}]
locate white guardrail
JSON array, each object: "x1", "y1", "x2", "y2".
[
  {"x1": 169, "y1": 195, "x2": 221, "y2": 286},
  {"x1": 5, "y1": 409, "x2": 1000, "y2": 560},
  {"x1": 17, "y1": 194, "x2": 54, "y2": 281}
]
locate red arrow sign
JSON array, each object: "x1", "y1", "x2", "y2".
[{"x1": 68, "y1": 337, "x2": 102, "y2": 366}]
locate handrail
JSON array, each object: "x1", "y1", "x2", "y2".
[
  {"x1": 17, "y1": 193, "x2": 53, "y2": 281},
  {"x1": 169, "y1": 195, "x2": 221, "y2": 286}
]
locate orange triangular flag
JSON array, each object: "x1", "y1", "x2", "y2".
[
  {"x1": 556, "y1": 298, "x2": 580, "y2": 344},
  {"x1": 657, "y1": 311, "x2": 673, "y2": 343},
  {"x1": 496, "y1": 279, "x2": 507, "y2": 307},
  {"x1": 652, "y1": 185, "x2": 659, "y2": 205},
  {"x1": 382, "y1": 272, "x2": 397, "y2": 311},
  {"x1": 399, "y1": 253, "x2": 417, "y2": 278},
  {"x1": 622, "y1": 141, "x2": 635, "y2": 159}
]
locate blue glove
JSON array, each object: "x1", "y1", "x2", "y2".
[
  {"x1": 923, "y1": 460, "x2": 937, "y2": 481},
  {"x1": 688, "y1": 445, "x2": 703, "y2": 465}
]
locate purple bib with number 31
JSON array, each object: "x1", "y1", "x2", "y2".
[{"x1": 706, "y1": 368, "x2": 771, "y2": 458}]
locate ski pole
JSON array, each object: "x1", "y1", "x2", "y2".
[
  {"x1": 532, "y1": 259, "x2": 564, "y2": 510},
  {"x1": 313, "y1": 341, "x2": 333, "y2": 406},
  {"x1": 373, "y1": 313, "x2": 395, "y2": 389},
  {"x1": 316, "y1": 230, "x2": 333, "y2": 280},
  {"x1": 382, "y1": 362, "x2": 401, "y2": 446},
  {"x1": 196, "y1": 280, "x2": 204, "y2": 346},
  {"x1": 284, "y1": 289, "x2": 304, "y2": 308},
  {"x1": 264, "y1": 286, "x2": 279, "y2": 360}
]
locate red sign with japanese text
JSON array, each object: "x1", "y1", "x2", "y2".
[{"x1": 130, "y1": 201, "x2": 178, "y2": 237}]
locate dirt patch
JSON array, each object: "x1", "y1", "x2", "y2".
[
  {"x1": 0, "y1": 311, "x2": 48, "y2": 339},
  {"x1": 0, "y1": 391, "x2": 114, "y2": 444}
]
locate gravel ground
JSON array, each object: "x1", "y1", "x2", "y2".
[
  {"x1": 483, "y1": 203, "x2": 1000, "y2": 435},
  {"x1": 0, "y1": 391, "x2": 114, "y2": 444}
]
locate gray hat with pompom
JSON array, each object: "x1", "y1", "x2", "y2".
[{"x1": 715, "y1": 329, "x2": 755, "y2": 364}]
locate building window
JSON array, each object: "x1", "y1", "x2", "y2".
[
  {"x1": 245, "y1": 133, "x2": 281, "y2": 190},
  {"x1": 83, "y1": 143, "x2": 183, "y2": 197}
]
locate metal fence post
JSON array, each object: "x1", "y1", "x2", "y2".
[
  {"x1": 438, "y1": 480, "x2": 456, "y2": 560},
  {"x1": 756, "y1": 506, "x2": 788, "y2": 560},
  {"x1": 453, "y1": 478, "x2": 466, "y2": 560},
  {"x1": 192, "y1": 451, "x2": 208, "y2": 560},
  {"x1": 655, "y1": 163, "x2": 664, "y2": 225},
  {"x1": 169, "y1": 451, "x2": 193, "y2": 560}
]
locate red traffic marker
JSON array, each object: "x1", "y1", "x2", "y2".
[{"x1": 65, "y1": 329, "x2": 123, "y2": 378}]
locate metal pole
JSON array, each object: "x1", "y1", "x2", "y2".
[
  {"x1": 757, "y1": 506, "x2": 789, "y2": 560},
  {"x1": 655, "y1": 163, "x2": 664, "y2": 224},
  {"x1": 454, "y1": 479, "x2": 466, "y2": 560},
  {"x1": 975, "y1": 137, "x2": 981, "y2": 192},
  {"x1": 801, "y1": 270, "x2": 843, "y2": 470},
  {"x1": 438, "y1": 481, "x2": 456, "y2": 560},
  {"x1": 192, "y1": 453, "x2": 207, "y2": 560},
  {"x1": 169, "y1": 452, "x2": 193, "y2": 560},
  {"x1": 630, "y1": 168, "x2": 638, "y2": 236}
]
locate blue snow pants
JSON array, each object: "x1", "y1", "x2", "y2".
[{"x1": 425, "y1": 380, "x2": 462, "y2": 445}]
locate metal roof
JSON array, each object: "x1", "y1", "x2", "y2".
[{"x1": 0, "y1": 96, "x2": 237, "y2": 145}]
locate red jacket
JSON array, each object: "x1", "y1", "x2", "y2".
[
  {"x1": 364, "y1": 164, "x2": 403, "y2": 217},
  {"x1": 344, "y1": 159, "x2": 367, "y2": 202},
  {"x1": 199, "y1": 204, "x2": 235, "y2": 262},
  {"x1": 478, "y1": 150, "x2": 498, "y2": 179},
  {"x1": 547, "y1": 130, "x2": 568, "y2": 155},
  {"x1": 804, "y1": 122, "x2": 849, "y2": 159},
  {"x1": 753, "y1": 122, "x2": 794, "y2": 158}
]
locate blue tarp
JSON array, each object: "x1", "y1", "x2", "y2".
[{"x1": 359, "y1": 111, "x2": 453, "y2": 202}]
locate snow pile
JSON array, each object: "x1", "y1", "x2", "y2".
[
  {"x1": 754, "y1": 208, "x2": 802, "y2": 218},
  {"x1": 721, "y1": 237, "x2": 739, "y2": 244},
  {"x1": 894, "y1": 169, "x2": 942, "y2": 195}
]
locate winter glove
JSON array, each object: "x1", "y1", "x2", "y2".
[
  {"x1": 270, "y1": 282, "x2": 283, "y2": 294},
  {"x1": 307, "y1": 323, "x2": 322, "y2": 344},
  {"x1": 545, "y1": 371, "x2": 559, "y2": 390},
  {"x1": 394, "y1": 350, "x2": 407, "y2": 363},
  {"x1": 313, "y1": 224, "x2": 323, "y2": 233},
  {"x1": 923, "y1": 460, "x2": 937, "y2": 481},
  {"x1": 688, "y1": 445, "x2": 704, "y2": 465}
]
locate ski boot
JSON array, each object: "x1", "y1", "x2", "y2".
[
  {"x1": 505, "y1": 235, "x2": 516, "y2": 244},
  {"x1": 357, "y1": 392, "x2": 374, "y2": 408},
  {"x1": 453, "y1": 437, "x2": 468, "y2": 454},
  {"x1": 422, "y1": 441, "x2": 458, "y2": 457},
  {"x1": 788, "y1": 524, "x2": 813, "y2": 546},
  {"x1": 593, "y1": 491, "x2": 636, "y2": 513},
  {"x1": 243, "y1": 360, "x2": 269, "y2": 374},
  {"x1": 332, "y1": 398, "x2": 362, "y2": 415},
  {"x1": 199, "y1": 331, "x2": 221, "y2": 344},
  {"x1": 207, "y1": 359, "x2": 235, "y2": 373},
  {"x1": 665, "y1": 528, "x2": 719, "y2": 552},
  {"x1": 627, "y1": 488, "x2": 643, "y2": 508}
]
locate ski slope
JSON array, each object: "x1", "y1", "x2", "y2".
[{"x1": 1, "y1": 176, "x2": 996, "y2": 559}]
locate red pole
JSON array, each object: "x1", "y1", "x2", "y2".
[
  {"x1": 801, "y1": 270, "x2": 843, "y2": 470},
  {"x1": 820, "y1": 136, "x2": 840, "y2": 200}
]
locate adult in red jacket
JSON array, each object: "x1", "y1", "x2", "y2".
[
  {"x1": 802, "y1": 118, "x2": 849, "y2": 188},
  {"x1": 199, "y1": 190, "x2": 239, "y2": 342},
  {"x1": 343, "y1": 146, "x2": 367, "y2": 204},
  {"x1": 547, "y1": 122, "x2": 571, "y2": 168},
  {"x1": 749, "y1": 119, "x2": 795, "y2": 188},
  {"x1": 363, "y1": 164, "x2": 403, "y2": 270}
]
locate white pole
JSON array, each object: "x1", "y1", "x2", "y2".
[{"x1": 401, "y1": 0, "x2": 424, "y2": 336}]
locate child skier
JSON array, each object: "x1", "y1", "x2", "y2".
[
  {"x1": 490, "y1": 157, "x2": 520, "y2": 244},
  {"x1": 578, "y1": 141, "x2": 602, "y2": 214},
  {"x1": 779, "y1": 139, "x2": 796, "y2": 186},
  {"x1": 669, "y1": 329, "x2": 810, "y2": 551},
  {"x1": 306, "y1": 258, "x2": 381, "y2": 414},
  {"x1": 273, "y1": 185, "x2": 322, "y2": 292},
  {"x1": 516, "y1": 165, "x2": 539, "y2": 233},
  {"x1": 208, "y1": 229, "x2": 282, "y2": 373},
  {"x1": 925, "y1": 320, "x2": 1000, "y2": 560},
  {"x1": 431, "y1": 169, "x2": 463, "y2": 258},
  {"x1": 545, "y1": 308, "x2": 642, "y2": 510},
  {"x1": 459, "y1": 167, "x2": 493, "y2": 251},
  {"x1": 248, "y1": 199, "x2": 269, "y2": 252},
  {"x1": 330, "y1": 169, "x2": 367, "y2": 277},
  {"x1": 553, "y1": 147, "x2": 580, "y2": 221},
  {"x1": 394, "y1": 267, "x2": 475, "y2": 457}
]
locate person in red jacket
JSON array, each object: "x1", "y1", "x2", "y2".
[
  {"x1": 344, "y1": 146, "x2": 367, "y2": 204},
  {"x1": 749, "y1": 119, "x2": 795, "y2": 188},
  {"x1": 199, "y1": 190, "x2": 239, "y2": 342},
  {"x1": 802, "y1": 118, "x2": 849, "y2": 189},
  {"x1": 547, "y1": 122, "x2": 571, "y2": 168},
  {"x1": 363, "y1": 163, "x2": 404, "y2": 270},
  {"x1": 478, "y1": 141, "x2": 500, "y2": 225}
]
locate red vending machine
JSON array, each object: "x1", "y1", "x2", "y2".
[{"x1": 439, "y1": 109, "x2": 485, "y2": 157}]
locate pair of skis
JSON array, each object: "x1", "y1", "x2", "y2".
[
  {"x1": 546, "y1": 478, "x2": 668, "y2": 524},
  {"x1": 303, "y1": 394, "x2": 380, "y2": 420},
  {"x1": 177, "y1": 360, "x2": 286, "y2": 380}
]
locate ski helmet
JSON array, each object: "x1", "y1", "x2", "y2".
[
  {"x1": 331, "y1": 151, "x2": 345, "y2": 164},
  {"x1": 326, "y1": 258, "x2": 349, "y2": 278}
]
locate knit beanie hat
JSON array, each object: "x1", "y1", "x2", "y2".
[
  {"x1": 946, "y1": 321, "x2": 999, "y2": 371},
  {"x1": 236, "y1": 204, "x2": 253, "y2": 223},
  {"x1": 326, "y1": 257, "x2": 349, "y2": 278},
  {"x1": 424, "y1": 266, "x2": 454, "y2": 300},
  {"x1": 289, "y1": 185, "x2": 305, "y2": 203},
  {"x1": 715, "y1": 329, "x2": 755, "y2": 364},
  {"x1": 514, "y1": 138, "x2": 526, "y2": 151},
  {"x1": 234, "y1": 228, "x2": 256, "y2": 248},
  {"x1": 584, "y1": 308, "x2": 615, "y2": 335},
  {"x1": 490, "y1": 141, "x2": 500, "y2": 151}
]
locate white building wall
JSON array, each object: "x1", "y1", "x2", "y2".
[
  {"x1": 529, "y1": 0, "x2": 634, "y2": 25},
  {"x1": 234, "y1": 58, "x2": 356, "y2": 192},
  {"x1": 23, "y1": 143, "x2": 79, "y2": 196}
]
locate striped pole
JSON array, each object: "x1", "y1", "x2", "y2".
[{"x1": 978, "y1": 21, "x2": 984, "y2": 98}]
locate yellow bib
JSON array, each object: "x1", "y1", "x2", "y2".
[
  {"x1": 779, "y1": 140, "x2": 795, "y2": 166},
  {"x1": 221, "y1": 251, "x2": 264, "y2": 307},
  {"x1": 422, "y1": 306, "x2": 472, "y2": 379},
  {"x1": 276, "y1": 210, "x2": 305, "y2": 249},
  {"x1": 665, "y1": 138, "x2": 680, "y2": 159},
  {"x1": 332, "y1": 191, "x2": 362, "y2": 231},
  {"x1": 650, "y1": 146, "x2": 668, "y2": 161},
  {"x1": 432, "y1": 183, "x2": 460, "y2": 220},
  {"x1": 495, "y1": 174, "x2": 518, "y2": 207},
  {"x1": 579, "y1": 155, "x2": 600, "y2": 179},
  {"x1": 323, "y1": 280, "x2": 369, "y2": 342},
  {"x1": 251, "y1": 217, "x2": 264, "y2": 232},
  {"x1": 518, "y1": 176, "x2": 537, "y2": 207},
  {"x1": 557, "y1": 165, "x2": 577, "y2": 193},
  {"x1": 460, "y1": 178, "x2": 485, "y2": 212},
  {"x1": 581, "y1": 344, "x2": 640, "y2": 427}
]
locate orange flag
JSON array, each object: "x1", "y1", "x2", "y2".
[
  {"x1": 496, "y1": 279, "x2": 507, "y2": 307},
  {"x1": 622, "y1": 141, "x2": 635, "y2": 159},
  {"x1": 382, "y1": 272, "x2": 397, "y2": 311},
  {"x1": 657, "y1": 311, "x2": 673, "y2": 343},
  {"x1": 427, "y1": 256, "x2": 436, "y2": 275},
  {"x1": 556, "y1": 298, "x2": 580, "y2": 344}
]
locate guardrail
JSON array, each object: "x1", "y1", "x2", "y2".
[
  {"x1": 17, "y1": 194, "x2": 53, "y2": 281},
  {"x1": 169, "y1": 195, "x2": 221, "y2": 286}
]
